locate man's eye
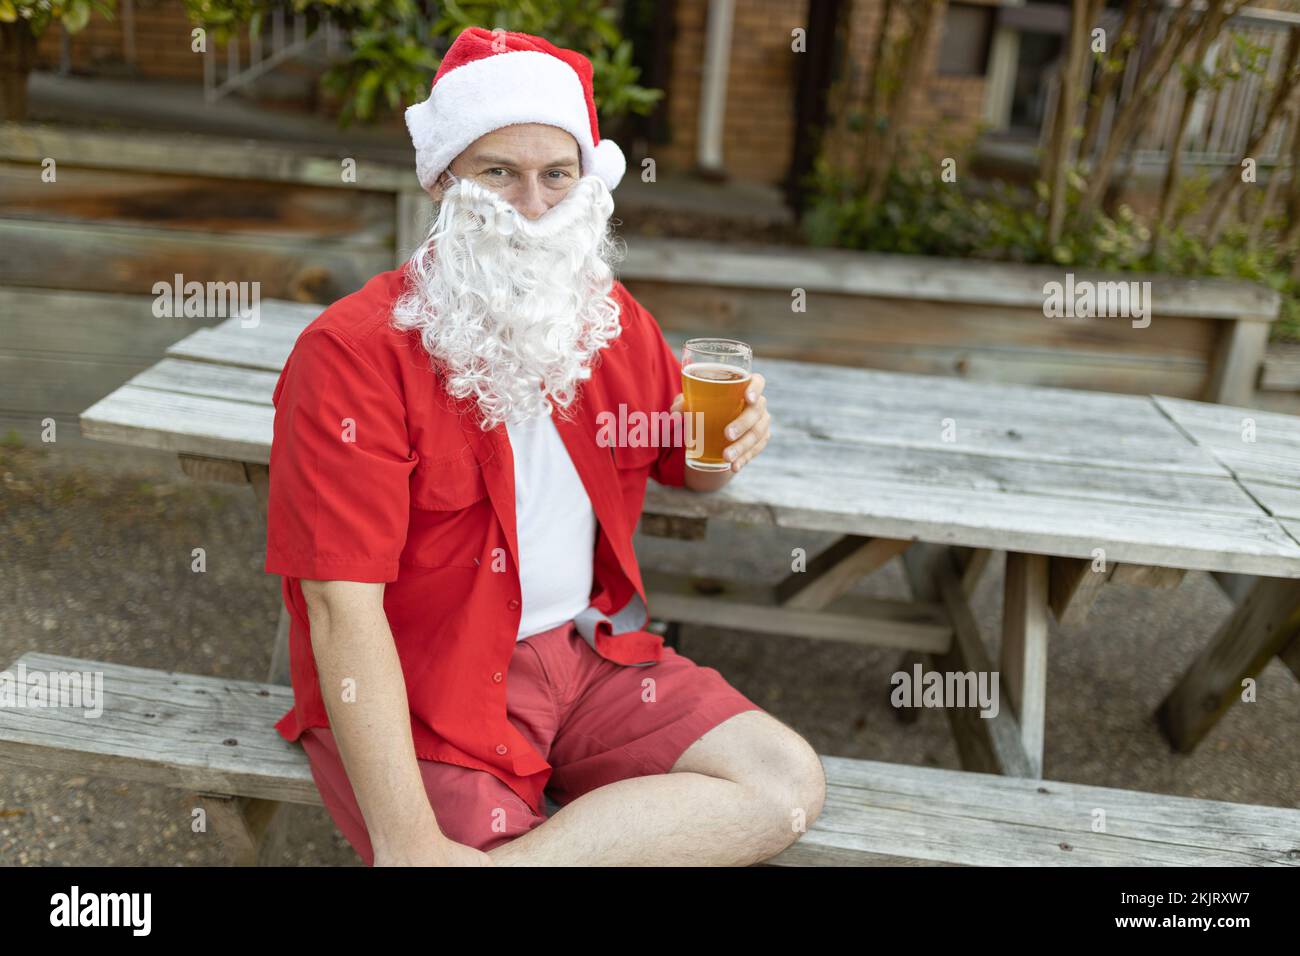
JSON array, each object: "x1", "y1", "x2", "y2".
[{"x1": 487, "y1": 168, "x2": 509, "y2": 177}]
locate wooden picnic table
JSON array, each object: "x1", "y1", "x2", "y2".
[{"x1": 80, "y1": 299, "x2": 1300, "y2": 783}]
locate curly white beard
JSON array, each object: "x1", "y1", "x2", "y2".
[{"x1": 391, "y1": 173, "x2": 626, "y2": 431}]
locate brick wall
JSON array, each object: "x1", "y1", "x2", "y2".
[
  {"x1": 656, "y1": 0, "x2": 810, "y2": 184},
  {"x1": 657, "y1": 0, "x2": 989, "y2": 186},
  {"x1": 34, "y1": 0, "x2": 212, "y2": 81},
  {"x1": 32, "y1": 0, "x2": 995, "y2": 186}
]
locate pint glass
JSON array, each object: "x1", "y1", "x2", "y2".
[{"x1": 681, "y1": 338, "x2": 753, "y2": 471}]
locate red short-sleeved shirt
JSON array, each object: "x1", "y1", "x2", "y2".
[{"x1": 264, "y1": 265, "x2": 689, "y2": 815}]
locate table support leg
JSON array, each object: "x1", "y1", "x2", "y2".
[
  {"x1": 901, "y1": 544, "x2": 1034, "y2": 776},
  {"x1": 1156, "y1": 576, "x2": 1300, "y2": 753},
  {"x1": 1001, "y1": 552, "x2": 1050, "y2": 779},
  {"x1": 195, "y1": 793, "x2": 287, "y2": 866}
]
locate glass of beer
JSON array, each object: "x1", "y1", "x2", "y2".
[{"x1": 681, "y1": 338, "x2": 753, "y2": 471}]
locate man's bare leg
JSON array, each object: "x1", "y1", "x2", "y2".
[{"x1": 487, "y1": 710, "x2": 826, "y2": 866}]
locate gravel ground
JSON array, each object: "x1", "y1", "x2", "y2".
[{"x1": 1, "y1": 436, "x2": 1297, "y2": 866}]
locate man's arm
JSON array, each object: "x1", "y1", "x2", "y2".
[{"x1": 301, "y1": 579, "x2": 489, "y2": 866}]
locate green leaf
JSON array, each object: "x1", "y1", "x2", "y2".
[{"x1": 62, "y1": 0, "x2": 91, "y2": 32}]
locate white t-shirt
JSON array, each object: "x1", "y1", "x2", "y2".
[{"x1": 506, "y1": 408, "x2": 597, "y2": 640}]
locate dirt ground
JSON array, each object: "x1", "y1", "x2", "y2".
[{"x1": 1, "y1": 436, "x2": 1297, "y2": 866}]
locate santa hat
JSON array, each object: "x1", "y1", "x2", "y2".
[{"x1": 404, "y1": 27, "x2": 627, "y2": 195}]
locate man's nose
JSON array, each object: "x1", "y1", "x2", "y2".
[{"x1": 511, "y1": 175, "x2": 552, "y2": 220}]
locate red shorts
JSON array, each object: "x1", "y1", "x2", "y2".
[{"x1": 299, "y1": 620, "x2": 763, "y2": 863}]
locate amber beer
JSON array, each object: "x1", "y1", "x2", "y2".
[{"x1": 681, "y1": 339, "x2": 753, "y2": 471}]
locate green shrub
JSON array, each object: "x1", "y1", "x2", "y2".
[{"x1": 802, "y1": 157, "x2": 1300, "y2": 340}]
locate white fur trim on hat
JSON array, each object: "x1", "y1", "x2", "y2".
[{"x1": 405, "y1": 49, "x2": 626, "y2": 194}]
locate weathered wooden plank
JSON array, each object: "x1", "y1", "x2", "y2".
[
  {"x1": 1001, "y1": 552, "x2": 1050, "y2": 779},
  {"x1": 1205, "y1": 318, "x2": 1271, "y2": 406},
  {"x1": 644, "y1": 449, "x2": 1300, "y2": 578},
  {"x1": 0, "y1": 219, "x2": 389, "y2": 303},
  {"x1": 177, "y1": 454, "x2": 250, "y2": 484},
  {"x1": 644, "y1": 280, "x2": 1222, "y2": 357},
  {"x1": 80, "y1": 384, "x2": 274, "y2": 464},
  {"x1": 194, "y1": 793, "x2": 285, "y2": 866},
  {"x1": 734, "y1": 428, "x2": 1256, "y2": 518},
  {"x1": 1281, "y1": 631, "x2": 1300, "y2": 682},
  {"x1": 0, "y1": 161, "x2": 396, "y2": 241},
  {"x1": 8, "y1": 650, "x2": 1294, "y2": 866},
  {"x1": 638, "y1": 512, "x2": 709, "y2": 540},
  {"x1": 620, "y1": 238, "x2": 1282, "y2": 319},
  {"x1": 0, "y1": 122, "x2": 412, "y2": 191},
  {"x1": 165, "y1": 327, "x2": 297, "y2": 373},
  {"x1": 0, "y1": 286, "x2": 212, "y2": 361},
  {"x1": 0, "y1": 287, "x2": 223, "y2": 420},
  {"x1": 76, "y1": 319, "x2": 1300, "y2": 577},
  {"x1": 903, "y1": 544, "x2": 1035, "y2": 777},
  {"x1": 775, "y1": 535, "x2": 912, "y2": 610},
  {"x1": 1048, "y1": 556, "x2": 1113, "y2": 626},
  {"x1": 956, "y1": 547, "x2": 996, "y2": 597},
  {"x1": 641, "y1": 569, "x2": 952, "y2": 652},
  {"x1": 1210, "y1": 570, "x2": 1257, "y2": 604},
  {"x1": 1156, "y1": 576, "x2": 1300, "y2": 753},
  {"x1": 1154, "y1": 394, "x2": 1300, "y2": 490},
  {"x1": 643, "y1": 284, "x2": 1216, "y2": 398},
  {"x1": 1259, "y1": 342, "x2": 1300, "y2": 391},
  {"x1": 0, "y1": 653, "x2": 318, "y2": 805},
  {"x1": 76, "y1": 367, "x2": 1300, "y2": 575},
  {"x1": 1109, "y1": 563, "x2": 1187, "y2": 588},
  {"x1": 749, "y1": 357, "x2": 1229, "y2": 476},
  {"x1": 767, "y1": 756, "x2": 1300, "y2": 867},
  {"x1": 1246, "y1": 480, "x2": 1300, "y2": 522},
  {"x1": 0, "y1": 352, "x2": 160, "y2": 418}
]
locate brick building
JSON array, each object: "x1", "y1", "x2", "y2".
[
  {"x1": 30, "y1": 0, "x2": 1300, "y2": 207},
  {"x1": 32, "y1": 0, "x2": 1005, "y2": 197}
]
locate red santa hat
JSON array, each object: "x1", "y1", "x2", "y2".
[{"x1": 404, "y1": 26, "x2": 627, "y2": 195}]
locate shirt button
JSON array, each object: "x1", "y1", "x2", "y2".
[
  {"x1": 507, "y1": 598, "x2": 520, "y2": 611},
  {"x1": 492, "y1": 671, "x2": 503, "y2": 683},
  {"x1": 496, "y1": 744, "x2": 508, "y2": 755}
]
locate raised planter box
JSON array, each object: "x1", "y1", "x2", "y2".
[{"x1": 617, "y1": 238, "x2": 1281, "y2": 407}]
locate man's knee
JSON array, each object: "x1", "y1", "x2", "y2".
[{"x1": 737, "y1": 724, "x2": 827, "y2": 849}]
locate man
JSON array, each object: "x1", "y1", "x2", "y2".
[{"x1": 265, "y1": 26, "x2": 825, "y2": 867}]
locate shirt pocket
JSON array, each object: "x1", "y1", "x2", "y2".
[
  {"x1": 610, "y1": 442, "x2": 660, "y2": 472},
  {"x1": 401, "y1": 451, "x2": 491, "y2": 570}
]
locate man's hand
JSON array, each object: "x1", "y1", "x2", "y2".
[{"x1": 671, "y1": 371, "x2": 771, "y2": 481}]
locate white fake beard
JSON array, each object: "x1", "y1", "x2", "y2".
[{"x1": 392, "y1": 173, "x2": 626, "y2": 430}]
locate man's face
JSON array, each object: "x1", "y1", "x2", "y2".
[
  {"x1": 395, "y1": 128, "x2": 623, "y2": 430},
  {"x1": 429, "y1": 124, "x2": 582, "y2": 221}
]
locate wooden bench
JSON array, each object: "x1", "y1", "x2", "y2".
[{"x1": 3, "y1": 652, "x2": 1296, "y2": 866}]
